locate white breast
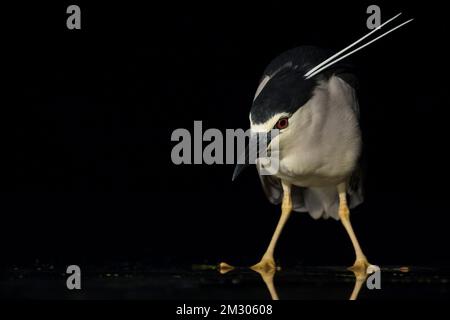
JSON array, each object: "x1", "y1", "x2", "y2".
[{"x1": 275, "y1": 75, "x2": 362, "y2": 187}]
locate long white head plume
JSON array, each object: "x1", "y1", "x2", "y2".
[{"x1": 304, "y1": 13, "x2": 414, "y2": 79}]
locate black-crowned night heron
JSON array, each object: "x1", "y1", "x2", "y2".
[
  {"x1": 225, "y1": 14, "x2": 412, "y2": 274},
  {"x1": 232, "y1": 45, "x2": 376, "y2": 273}
]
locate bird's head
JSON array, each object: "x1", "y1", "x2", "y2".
[{"x1": 232, "y1": 55, "x2": 320, "y2": 181}]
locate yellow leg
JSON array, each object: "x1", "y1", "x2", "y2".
[
  {"x1": 337, "y1": 183, "x2": 378, "y2": 273},
  {"x1": 251, "y1": 181, "x2": 292, "y2": 272}
]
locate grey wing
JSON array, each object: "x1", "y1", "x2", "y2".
[
  {"x1": 257, "y1": 173, "x2": 308, "y2": 212},
  {"x1": 336, "y1": 73, "x2": 360, "y2": 118},
  {"x1": 258, "y1": 174, "x2": 283, "y2": 205},
  {"x1": 338, "y1": 73, "x2": 364, "y2": 208},
  {"x1": 347, "y1": 164, "x2": 364, "y2": 209}
]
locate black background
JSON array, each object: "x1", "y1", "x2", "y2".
[{"x1": 2, "y1": 2, "x2": 449, "y2": 269}]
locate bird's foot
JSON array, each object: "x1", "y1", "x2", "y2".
[
  {"x1": 250, "y1": 257, "x2": 279, "y2": 272},
  {"x1": 218, "y1": 262, "x2": 235, "y2": 274},
  {"x1": 348, "y1": 258, "x2": 380, "y2": 274}
]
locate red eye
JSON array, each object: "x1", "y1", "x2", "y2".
[{"x1": 275, "y1": 117, "x2": 289, "y2": 130}]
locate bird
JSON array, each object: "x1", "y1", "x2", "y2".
[
  {"x1": 227, "y1": 13, "x2": 413, "y2": 274},
  {"x1": 232, "y1": 45, "x2": 377, "y2": 273}
]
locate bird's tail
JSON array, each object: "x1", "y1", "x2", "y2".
[
  {"x1": 291, "y1": 180, "x2": 363, "y2": 220},
  {"x1": 292, "y1": 186, "x2": 339, "y2": 219},
  {"x1": 258, "y1": 169, "x2": 364, "y2": 220}
]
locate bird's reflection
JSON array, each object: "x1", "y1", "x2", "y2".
[
  {"x1": 348, "y1": 269, "x2": 369, "y2": 300},
  {"x1": 252, "y1": 266, "x2": 280, "y2": 300},
  {"x1": 219, "y1": 262, "x2": 371, "y2": 300}
]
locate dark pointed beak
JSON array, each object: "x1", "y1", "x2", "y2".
[
  {"x1": 232, "y1": 160, "x2": 249, "y2": 182},
  {"x1": 232, "y1": 131, "x2": 274, "y2": 181}
]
